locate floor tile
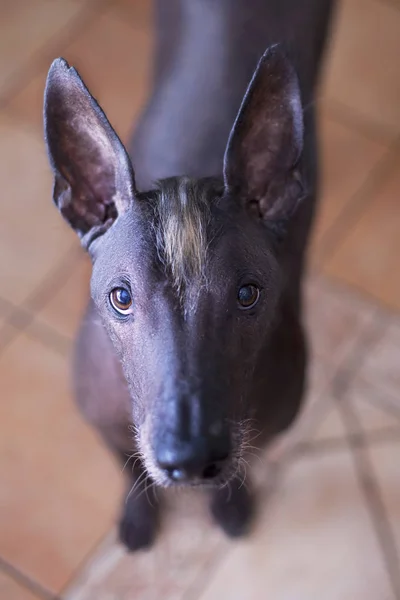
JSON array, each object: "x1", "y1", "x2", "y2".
[
  {"x1": 266, "y1": 358, "x2": 333, "y2": 463},
  {"x1": 304, "y1": 277, "x2": 375, "y2": 367},
  {"x1": 8, "y1": 6, "x2": 152, "y2": 143},
  {"x1": 307, "y1": 371, "x2": 400, "y2": 444},
  {"x1": 0, "y1": 334, "x2": 122, "y2": 593},
  {"x1": 0, "y1": 322, "x2": 19, "y2": 351},
  {"x1": 0, "y1": 571, "x2": 41, "y2": 600},
  {"x1": 310, "y1": 402, "x2": 347, "y2": 442},
  {"x1": 0, "y1": 0, "x2": 83, "y2": 97},
  {"x1": 322, "y1": 0, "x2": 400, "y2": 133},
  {"x1": 360, "y1": 321, "x2": 400, "y2": 400},
  {"x1": 348, "y1": 377, "x2": 400, "y2": 436},
  {"x1": 114, "y1": 0, "x2": 152, "y2": 28},
  {"x1": 0, "y1": 116, "x2": 77, "y2": 305},
  {"x1": 65, "y1": 491, "x2": 225, "y2": 600},
  {"x1": 0, "y1": 297, "x2": 13, "y2": 325},
  {"x1": 368, "y1": 441, "x2": 400, "y2": 561},
  {"x1": 310, "y1": 107, "x2": 389, "y2": 258},
  {"x1": 34, "y1": 253, "x2": 91, "y2": 340},
  {"x1": 199, "y1": 449, "x2": 394, "y2": 600},
  {"x1": 323, "y1": 157, "x2": 400, "y2": 310}
]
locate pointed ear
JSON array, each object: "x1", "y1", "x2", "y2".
[
  {"x1": 44, "y1": 58, "x2": 136, "y2": 248},
  {"x1": 223, "y1": 46, "x2": 304, "y2": 227}
]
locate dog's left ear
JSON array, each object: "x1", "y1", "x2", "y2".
[{"x1": 223, "y1": 46, "x2": 304, "y2": 224}]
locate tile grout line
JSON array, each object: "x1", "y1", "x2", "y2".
[
  {"x1": 59, "y1": 530, "x2": 120, "y2": 599},
  {"x1": 315, "y1": 135, "x2": 400, "y2": 271},
  {"x1": 0, "y1": 244, "x2": 82, "y2": 356},
  {"x1": 339, "y1": 401, "x2": 400, "y2": 599},
  {"x1": 332, "y1": 309, "x2": 389, "y2": 399},
  {"x1": 25, "y1": 321, "x2": 72, "y2": 358},
  {"x1": 330, "y1": 312, "x2": 400, "y2": 598},
  {"x1": 361, "y1": 380, "x2": 400, "y2": 421},
  {"x1": 0, "y1": 0, "x2": 112, "y2": 111},
  {"x1": 319, "y1": 271, "x2": 400, "y2": 317},
  {"x1": 319, "y1": 97, "x2": 397, "y2": 146},
  {"x1": 280, "y1": 291, "x2": 389, "y2": 465},
  {"x1": 0, "y1": 297, "x2": 73, "y2": 358},
  {"x1": 0, "y1": 556, "x2": 57, "y2": 600},
  {"x1": 309, "y1": 269, "x2": 400, "y2": 321},
  {"x1": 294, "y1": 428, "x2": 400, "y2": 458},
  {"x1": 181, "y1": 541, "x2": 232, "y2": 600}
]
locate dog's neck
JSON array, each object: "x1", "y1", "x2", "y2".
[{"x1": 129, "y1": 0, "x2": 335, "y2": 190}]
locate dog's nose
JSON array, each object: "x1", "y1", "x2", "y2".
[{"x1": 156, "y1": 440, "x2": 230, "y2": 483}]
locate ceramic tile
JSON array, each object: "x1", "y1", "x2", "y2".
[
  {"x1": 0, "y1": 116, "x2": 77, "y2": 306},
  {"x1": 348, "y1": 377, "x2": 400, "y2": 436},
  {"x1": 266, "y1": 358, "x2": 333, "y2": 463},
  {"x1": 65, "y1": 490, "x2": 225, "y2": 600},
  {"x1": 0, "y1": 0, "x2": 83, "y2": 96},
  {"x1": 310, "y1": 402, "x2": 347, "y2": 442},
  {"x1": 360, "y1": 321, "x2": 400, "y2": 400},
  {"x1": 323, "y1": 157, "x2": 400, "y2": 311},
  {"x1": 34, "y1": 254, "x2": 91, "y2": 339},
  {"x1": 322, "y1": 0, "x2": 400, "y2": 133},
  {"x1": 0, "y1": 322, "x2": 19, "y2": 351},
  {"x1": 0, "y1": 571, "x2": 41, "y2": 600},
  {"x1": 0, "y1": 334, "x2": 122, "y2": 593},
  {"x1": 0, "y1": 297, "x2": 13, "y2": 326},
  {"x1": 304, "y1": 277, "x2": 375, "y2": 367},
  {"x1": 114, "y1": 0, "x2": 153, "y2": 28},
  {"x1": 310, "y1": 107, "x2": 389, "y2": 258},
  {"x1": 368, "y1": 441, "x2": 400, "y2": 560},
  {"x1": 8, "y1": 6, "x2": 152, "y2": 143},
  {"x1": 199, "y1": 449, "x2": 394, "y2": 600}
]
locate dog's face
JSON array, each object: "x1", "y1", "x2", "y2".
[{"x1": 44, "y1": 47, "x2": 304, "y2": 487}]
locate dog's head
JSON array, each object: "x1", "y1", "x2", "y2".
[{"x1": 44, "y1": 47, "x2": 304, "y2": 487}]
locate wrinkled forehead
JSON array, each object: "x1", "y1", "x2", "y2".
[
  {"x1": 149, "y1": 176, "x2": 224, "y2": 292},
  {"x1": 91, "y1": 176, "x2": 224, "y2": 291}
]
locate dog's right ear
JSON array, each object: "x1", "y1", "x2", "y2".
[{"x1": 44, "y1": 58, "x2": 136, "y2": 248}]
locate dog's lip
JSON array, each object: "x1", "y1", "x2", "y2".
[
  {"x1": 163, "y1": 463, "x2": 237, "y2": 489},
  {"x1": 149, "y1": 466, "x2": 234, "y2": 489}
]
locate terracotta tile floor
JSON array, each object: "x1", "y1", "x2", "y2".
[{"x1": 0, "y1": 0, "x2": 399, "y2": 598}]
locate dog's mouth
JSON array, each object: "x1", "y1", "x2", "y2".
[
  {"x1": 136, "y1": 440, "x2": 244, "y2": 489},
  {"x1": 143, "y1": 457, "x2": 240, "y2": 489},
  {"x1": 135, "y1": 418, "x2": 254, "y2": 489}
]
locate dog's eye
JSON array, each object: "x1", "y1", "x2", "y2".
[
  {"x1": 109, "y1": 287, "x2": 133, "y2": 315},
  {"x1": 238, "y1": 284, "x2": 260, "y2": 309}
]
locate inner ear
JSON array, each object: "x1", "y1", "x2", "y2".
[
  {"x1": 223, "y1": 45, "x2": 304, "y2": 225},
  {"x1": 44, "y1": 58, "x2": 136, "y2": 248}
]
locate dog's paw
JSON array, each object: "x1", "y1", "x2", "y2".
[
  {"x1": 118, "y1": 491, "x2": 158, "y2": 552},
  {"x1": 210, "y1": 481, "x2": 255, "y2": 538}
]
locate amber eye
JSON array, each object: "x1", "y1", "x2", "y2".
[
  {"x1": 238, "y1": 284, "x2": 260, "y2": 309},
  {"x1": 109, "y1": 287, "x2": 133, "y2": 315}
]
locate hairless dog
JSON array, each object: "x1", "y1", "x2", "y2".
[{"x1": 44, "y1": 0, "x2": 336, "y2": 550}]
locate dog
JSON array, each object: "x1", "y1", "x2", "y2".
[{"x1": 44, "y1": 0, "x2": 335, "y2": 550}]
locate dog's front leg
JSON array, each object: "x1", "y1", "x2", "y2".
[
  {"x1": 210, "y1": 476, "x2": 255, "y2": 539},
  {"x1": 117, "y1": 453, "x2": 160, "y2": 552}
]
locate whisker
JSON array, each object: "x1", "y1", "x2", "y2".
[
  {"x1": 227, "y1": 480, "x2": 233, "y2": 503},
  {"x1": 144, "y1": 476, "x2": 155, "y2": 508},
  {"x1": 126, "y1": 469, "x2": 147, "y2": 503},
  {"x1": 121, "y1": 450, "x2": 141, "y2": 473}
]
